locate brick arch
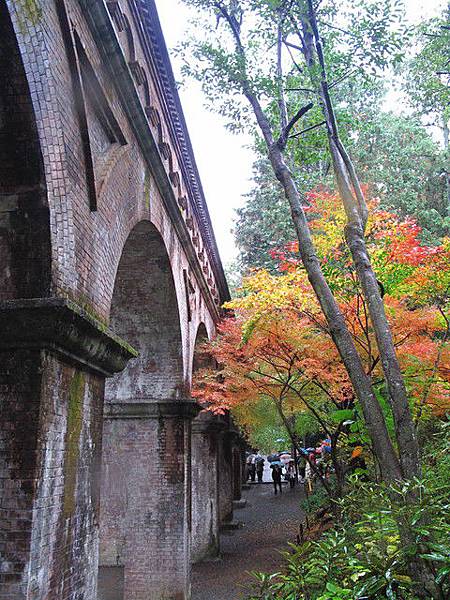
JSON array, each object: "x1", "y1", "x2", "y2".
[
  {"x1": 0, "y1": 2, "x2": 231, "y2": 598},
  {"x1": 99, "y1": 218, "x2": 197, "y2": 598},
  {"x1": 192, "y1": 321, "x2": 213, "y2": 374},
  {"x1": 105, "y1": 219, "x2": 184, "y2": 401},
  {"x1": 0, "y1": 2, "x2": 51, "y2": 300}
]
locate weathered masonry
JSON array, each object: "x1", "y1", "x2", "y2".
[{"x1": 0, "y1": 1, "x2": 243, "y2": 599}]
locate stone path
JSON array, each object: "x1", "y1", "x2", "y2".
[{"x1": 192, "y1": 481, "x2": 305, "y2": 600}]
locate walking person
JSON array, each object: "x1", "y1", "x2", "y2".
[
  {"x1": 248, "y1": 453, "x2": 256, "y2": 482},
  {"x1": 255, "y1": 453, "x2": 265, "y2": 483},
  {"x1": 245, "y1": 453, "x2": 254, "y2": 482},
  {"x1": 271, "y1": 464, "x2": 282, "y2": 495},
  {"x1": 286, "y1": 460, "x2": 295, "y2": 489}
]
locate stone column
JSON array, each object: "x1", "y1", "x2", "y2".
[
  {"x1": 0, "y1": 298, "x2": 134, "y2": 600},
  {"x1": 232, "y1": 443, "x2": 243, "y2": 501},
  {"x1": 191, "y1": 412, "x2": 224, "y2": 563},
  {"x1": 229, "y1": 422, "x2": 246, "y2": 502},
  {"x1": 217, "y1": 419, "x2": 234, "y2": 526},
  {"x1": 99, "y1": 400, "x2": 200, "y2": 600}
]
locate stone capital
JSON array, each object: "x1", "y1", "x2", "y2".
[
  {"x1": 192, "y1": 411, "x2": 228, "y2": 434},
  {"x1": 104, "y1": 399, "x2": 202, "y2": 420},
  {"x1": 0, "y1": 297, "x2": 137, "y2": 377}
]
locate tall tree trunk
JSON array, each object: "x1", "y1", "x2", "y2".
[
  {"x1": 216, "y1": 2, "x2": 402, "y2": 481},
  {"x1": 264, "y1": 138, "x2": 401, "y2": 481},
  {"x1": 442, "y1": 116, "x2": 450, "y2": 216},
  {"x1": 216, "y1": 2, "x2": 402, "y2": 482},
  {"x1": 301, "y1": 0, "x2": 421, "y2": 482},
  {"x1": 298, "y1": 4, "x2": 442, "y2": 596}
]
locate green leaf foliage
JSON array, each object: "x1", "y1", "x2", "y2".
[{"x1": 246, "y1": 421, "x2": 450, "y2": 600}]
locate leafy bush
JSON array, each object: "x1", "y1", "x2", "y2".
[{"x1": 300, "y1": 481, "x2": 334, "y2": 515}]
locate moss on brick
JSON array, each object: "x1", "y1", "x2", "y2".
[
  {"x1": 15, "y1": 0, "x2": 42, "y2": 29},
  {"x1": 63, "y1": 371, "x2": 85, "y2": 517},
  {"x1": 60, "y1": 288, "x2": 108, "y2": 327}
]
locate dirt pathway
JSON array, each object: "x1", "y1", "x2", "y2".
[{"x1": 192, "y1": 482, "x2": 305, "y2": 600}]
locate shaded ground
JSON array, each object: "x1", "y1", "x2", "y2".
[{"x1": 192, "y1": 482, "x2": 305, "y2": 600}]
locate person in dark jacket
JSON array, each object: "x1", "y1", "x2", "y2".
[
  {"x1": 246, "y1": 453, "x2": 256, "y2": 482},
  {"x1": 255, "y1": 453, "x2": 265, "y2": 483},
  {"x1": 271, "y1": 464, "x2": 282, "y2": 495}
]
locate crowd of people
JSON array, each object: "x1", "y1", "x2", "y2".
[
  {"x1": 245, "y1": 450, "x2": 298, "y2": 495},
  {"x1": 245, "y1": 440, "x2": 338, "y2": 495}
]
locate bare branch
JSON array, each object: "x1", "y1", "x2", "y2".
[
  {"x1": 283, "y1": 40, "x2": 305, "y2": 75},
  {"x1": 277, "y1": 19, "x2": 288, "y2": 131},
  {"x1": 289, "y1": 119, "x2": 326, "y2": 139},
  {"x1": 318, "y1": 20, "x2": 357, "y2": 38},
  {"x1": 283, "y1": 39, "x2": 303, "y2": 52},
  {"x1": 277, "y1": 102, "x2": 314, "y2": 149},
  {"x1": 329, "y1": 69, "x2": 358, "y2": 90},
  {"x1": 213, "y1": 2, "x2": 244, "y2": 54},
  {"x1": 285, "y1": 87, "x2": 316, "y2": 93}
]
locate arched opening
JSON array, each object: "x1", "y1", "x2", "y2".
[
  {"x1": 0, "y1": 2, "x2": 50, "y2": 299},
  {"x1": 0, "y1": 8, "x2": 52, "y2": 599},
  {"x1": 192, "y1": 322, "x2": 211, "y2": 374},
  {"x1": 98, "y1": 221, "x2": 192, "y2": 600},
  {"x1": 105, "y1": 220, "x2": 184, "y2": 403}
]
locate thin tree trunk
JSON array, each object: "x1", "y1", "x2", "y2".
[
  {"x1": 265, "y1": 141, "x2": 402, "y2": 481},
  {"x1": 301, "y1": 0, "x2": 421, "y2": 481},
  {"x1": 215, "y1": 3, "x2": 402, "y2": 483},
  {"x1": 443, "y1": 116, "x2": 450, "y2": 216},
  {"x1": 333, "y1": 143, "x2": 421, "y2": 480},
  {"x1": 276, "y1": 402, "x2": 333, "y2": 496},
  {"x1": 298, "y1": 4, "x2": 442, "y2": 596},
  {"x1": 330, "y1": 428, "x2": 345, "y2": 497}
]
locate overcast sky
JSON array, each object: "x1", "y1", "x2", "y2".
[{"x1": 154, "y1": 0, "x2": 446, "y2": 267}]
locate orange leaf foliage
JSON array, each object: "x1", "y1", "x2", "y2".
[{"x1": 193, "y1": 189, "x2": 450, "y2": 423}]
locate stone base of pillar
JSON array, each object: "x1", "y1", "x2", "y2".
[
  {"x1": 191, "y1": 412, "x2": 225, "y2": 564},
  {"x1": 218, "y1": 430, "x2": 234, "y2": 525},
  {"x1": 0, "y1": 298, "x2": 135, "y2": 600},
  {"x1": 99, "y1": 400, "x2": 200, "y2": 600}
]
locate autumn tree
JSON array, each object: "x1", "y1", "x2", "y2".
[
  {"x1": 194, "y1": 193, "x2": 450, "y2": 498},
  {"x1": 181, "y1": 3, "x2": 445, "y2": 591},
  {"x1": 181, "y1": 0, "x2": 414, "y2": 473},
  {"x1": 236, "y1": 112, "x2": 448, "y2": 273}
]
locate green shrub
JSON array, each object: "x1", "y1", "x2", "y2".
[
  {"x1": 247, "y1": 422, "x2": 450, "y2": 600},
  {"x1": 299, "y1": 482, "x2": 331, "y2": 515}
]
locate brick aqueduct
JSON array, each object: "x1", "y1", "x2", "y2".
[{"x1": 0, "y1": 1, "x2": 245, "y2": 598}]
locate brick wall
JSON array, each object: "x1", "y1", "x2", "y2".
[
  {"x1": 0, "y1": 349, "x2": 104, "y2": 600},
  {"x1": 0, "y1": 1, "x2": 227, "y2": 598},
  {"x1": 0, "y1": 3, "x2": 51, "y2": 301},
  {"x1": 100, "y1": 415, "x2": 192, "y2": 600},
  {"x1": 0, "y1": 349, "x2": 42, "y2": 600},
  {"x1": 99, "y1": 216, "x2": 193, "y2": 598}
]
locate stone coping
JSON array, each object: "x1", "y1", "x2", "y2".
[
  {"x1": 104, "y1": 399, "x2": 202, "y2": 419},
  {"x1": 0, "y1": 297, "x2": 137, "y2": 376}
]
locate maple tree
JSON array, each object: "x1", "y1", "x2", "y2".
[
  {"x1": 182, "y1": 2, "x2": 445, "y2": 592},
  {"x1": 181, "y1": 0, "x2": 417, "y2": 487},
  {"x1": 193, "y1": 191, "x2": 450, "y2": 495}
]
